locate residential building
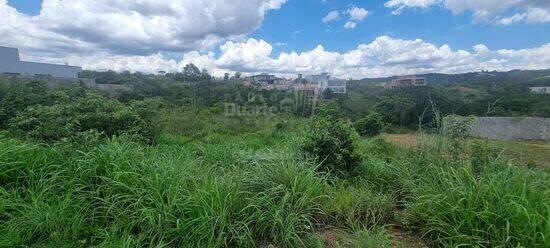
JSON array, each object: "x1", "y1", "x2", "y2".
[
  {"x1": 529, "y1": 87, "x2": 550, "y2": 94},
  {"x1": 386, "y1": 76, "x2": 427, "y2": 88},
  {"x1": 0, "y1": 46, "x2": 82, "y2": 78},
  {"x1": 246, "y1": 73, "x2": 283, "y2": 84},
  {"x1": 305, "y1": 72, "x2": 347, "y2": 94}
]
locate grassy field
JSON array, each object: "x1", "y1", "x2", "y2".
[
  {"x1": 1, "y1": 110, "x2": 549, "y2": 247},
  {"x1": 382, "y1": 133, "x2": 550, "y2": 168}
]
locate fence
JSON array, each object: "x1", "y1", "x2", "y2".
[{"x1": 470, "y1": 117, "x2": 549, "y2": 141}]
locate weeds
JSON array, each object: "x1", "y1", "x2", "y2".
[{"x1": 0, "y1": 111, "x2": 548, "y2": 247}]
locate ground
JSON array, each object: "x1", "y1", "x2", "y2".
[{"x1": 381, "y1": 133, "x2": 550, "y2": 168}]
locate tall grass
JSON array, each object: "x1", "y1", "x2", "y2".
[
  {"x1": 0, "y1": 123, "x2": 333, "y2": 247},
  {"x1": 374, "y1": 136, "x2": 550, "y2": 247},
  {"x1": 1, "y1": 112, "x2": 549, "y2": 247}
]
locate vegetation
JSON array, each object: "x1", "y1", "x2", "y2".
[
  {"x1": 0, "y1": 71, "x2": 549, "y2": 247},
  {"x1": 354, "y1": 112, "x2": 385, "y2": 137}
]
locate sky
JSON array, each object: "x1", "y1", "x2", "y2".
[{"x1": 1, "y1": 0, "x2": 550, "y2": 79}]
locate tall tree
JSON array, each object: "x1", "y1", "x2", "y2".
[{"x1": 183, "y1": 63, "x2": 201, "y2": 81}]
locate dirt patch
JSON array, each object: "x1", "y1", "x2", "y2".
[
  {"x1": 389, "y1": 226, "x2": 426, "y2": 248},
  {"x1": 322, "y1": 229, "x2": 339, "y2": 248},
  {"x1": 381, "y1": 134, "x2": 420, "y2": 147}
]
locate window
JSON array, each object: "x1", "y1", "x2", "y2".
[
  {"x1": 2, "y1": 72, "x2": 20, "y2": 76},
  {"x1": 35, "y1": 74, "x2": 52, "y2": 78}
]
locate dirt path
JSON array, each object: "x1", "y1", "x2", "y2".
[{"x1": 388, "y1": 225, "x2": 426, "y2": 248}]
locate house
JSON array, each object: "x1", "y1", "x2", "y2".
[
  {"x1": 305, "y1": 73, "x2": 347, "y2": 94},
  {"x1": 246, "y1": 73, "x2": 284, "y2": 84},
  {"x1": 0, "y1": 46, "x2": 82, "y2": 78},
  {"x1": 385, "y1": 76, "x2": 426, "y2": 88},
  {"x1": 529, "y1": 87, "x2": 550, "y2": 94}
]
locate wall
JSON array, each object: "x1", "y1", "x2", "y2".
[
  {"x1": 0, "y1": 46, "x2": 81, "y2": 78},
  {"x1": 0, "y1": 75, "x2": 130, "y2": 97},
  {"x1": 471, "y1": 117, "x2": 550, "y2": 141}
]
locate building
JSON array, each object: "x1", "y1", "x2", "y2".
[
  {"x1": 246, "y1": 73, "x2": 283, "y2": 84},
  {"x1": 0, "y1": 46, "x2": 81, "y2": 78},
  {"x1": 529, "y1": 87, "x2": 550, "y2": 94},
  {"x1": 305, "y1": 72, "x2": 347, "y2": 94},
  {"x1": 386, "y1": 76, "x2": 426, "y2": 88}
]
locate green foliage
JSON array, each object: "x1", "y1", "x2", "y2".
[
  {"x1": 5, "y1": 88, "x2": 160, "y2": 143},
  {"x1": 129, "y1": 98, "x2": 164, "y2": 142},
  {"x1": 1, "y1": 70, "x2": 550, "y2": 247},
  {"x1": 0, "y1": 81, "x2": 52, "y2": 126},
  {"x1": 324, "y1": 185, "x2": 393, "y2": 230},
  {"x1": 469, "y1": 141, "x2": 498, "y2": 175},
  {"x1": 302, "y1": 116, "x2": 361, "y2": 174},
  {"x1": 354, "y1": 112, "x2": 384, "y2": 137},
  {"x1": 442, "y1": 114, "x2": 475, "y2": 157},
  {"x1": 403, "y1": 159, "x2": 549, "y2": 247}
]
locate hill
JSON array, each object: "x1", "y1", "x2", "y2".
[{"x1": 353, "y1": 69, "x2": 550, "y2": 86}]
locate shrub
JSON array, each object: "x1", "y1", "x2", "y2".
[
  {"x1": 0, "y1": 81, "x2": 52, "y2": 126},
  {"x1": 8, "y1": 92, "x2": 158, "y2": 143},
  {"x1": 302, "y1": 117, "x2": 361, "y2": 174},
  {"x1": 129, "y1": 98, "x2": 164, "y2": 142},
  {"x1": 354, "y1": 112, "x2": 384, "y2": 137},
  {"x1": 8, "y1": 105, "x2": 78, "y2": 142},
  {"x1": 442, "y1": 114, "x2": 475, "y2": 158}
]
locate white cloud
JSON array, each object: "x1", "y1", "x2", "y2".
[
  {"x1": 523, "y1": 7, "x2": 550, "y2": 24},
  {"x1": 2, "y1": 0, "x2": 549, "y2": 79},
  {"x1": 344, "y1": 22, "x2": 357, "y2": 29},
  {"x1": 15, "y1": 36, "x2": 550, "y2": 79},
  {"x1": 322, "y1": 10, "x2": 340, "y2": 23},
  {"x1": 385, "y1": 0, "x2": 439, "y2": 14},
  {"x1": 496, "y1": 13, "x2": 526, "y2": 26},
  {"x1": 0, "y1": 0, "x2": 286, "y2": 56},
  {"x1": 385, "y1": 0, "x2": 550, "y2": 24},
  {"x1": 347, "y1": 7, "x2": 370, "y2": 21},
  {"x1": 157, "y1": 37, "x2": 550, "y2": 79}
]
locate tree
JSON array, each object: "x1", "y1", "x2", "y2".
[
  {"x1": 234, "y1": 72, "x2": 242, "y2": 79},
  {"x1": 183, "y1": 63, "x2": 201, "y2": 81},
  {"x1": 201, "y1": 69, "x2": 212, "y2": 80},
  {"x1": 374, "y1": 92, "x2": 414, "y2": 126},
  {"x1": 354, "y1": 112, "x2": 385, "y2": 137},
  {"x1": 302, "y1": 117, "x2": 361, "y2": 174},
  {"x1": 224, "y1": 73, "x2": 230, "y2": 81}
]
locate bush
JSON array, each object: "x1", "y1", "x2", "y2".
[
  {"x1": 354, "y1": 112, "x2": 384, "y2": 137},
  {"x1": 442, "y1": 114, "x2": 475, "y2": 158},
  {"x1": 0, "y1": 81, "x2": 52, "y2": 126},
  {"x1": 8, "y1": 92, "x2": 159, "y2": 143},
  {"x1": 8, "y1": 105, "x2": 78, "y2": 142},
  {"x1": 129, "y1": 98, "x2": 164, "y2": 142},
  {"x1": 302, "y1": 117, "x2": 361, "y2": 174}
]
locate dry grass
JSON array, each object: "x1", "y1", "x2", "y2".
[{"x1": 382, "y1": 133, "x2": 550, "y2": 167}]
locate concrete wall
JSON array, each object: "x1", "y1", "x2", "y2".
[
  {"x1": 0, "y1": 75, "x2": 130, "y2": 97},
  {"x1": 471, "y1": 117, "x2": 550, "y2": 141},
  {"x1": 0, "y1": 46, "x2": 81, "y2": 78}
]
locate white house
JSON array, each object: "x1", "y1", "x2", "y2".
[
  {"x1": 0, "y1": 46, "x2": 81, "y2": 78},
  {"x1": 305, "y1": 72, "x2": 347, "y2": 94},
  {"x1": 529, "y1": 87, "x2": 550, "y2": 94}
]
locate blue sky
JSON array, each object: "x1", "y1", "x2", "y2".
[
  {"x1": 253, "y1": 0, "x2": 550, "y2": 54},
  {"x1": 9, "y1": 0, "x2": 550, "y2": 53},
  {"x1": 2, "y1": 0, "x2": 550, "y2": 78}
]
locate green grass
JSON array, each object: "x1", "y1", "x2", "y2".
[{"x1": 1, "y1": 111, "x2": 549, "y2": 247}]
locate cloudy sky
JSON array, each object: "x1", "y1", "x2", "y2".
[{"x1": 1, "y1": 0, "x2": 550, "y2": 78}]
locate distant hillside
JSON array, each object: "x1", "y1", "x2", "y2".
[{"x1": 353, "y1": 69, "x2": 550, "y2": 86}]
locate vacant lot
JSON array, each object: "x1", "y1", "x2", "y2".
[{"x1": 382, "y1": 133, "x2": 550, "y2": 168}]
